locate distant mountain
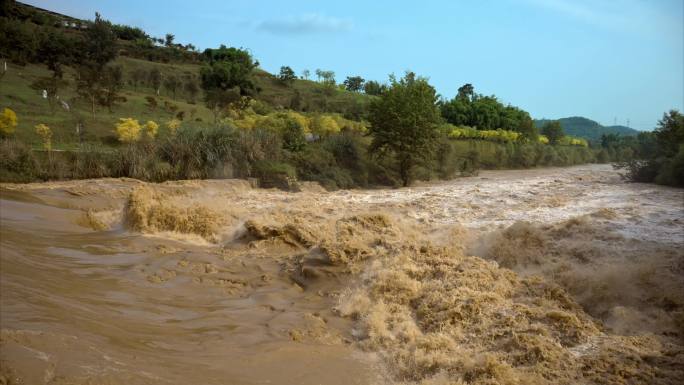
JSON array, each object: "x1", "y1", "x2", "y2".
[{"x1": 534, "y1": 116, "x2": 641, "y2": 143}]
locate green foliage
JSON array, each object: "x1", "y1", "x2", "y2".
[
  {"x1": 368, "y1": 72, "x2": 441, "y2": 186},
  {"x1": 0, "y1": 17, "x2": 39, "y2": 65},
  {"x1": 289, "y1": 144, "x2": 355, "y2": 190},
  {"x1": 315, "y1": 69, "x2": 335, "y2": 85},
  {"x1": 0, "y1": 2, "x2": 642, "y2": 189},
  {"x1": 182, "y1": 77, "x2": 198, "y2": 101},
  {"x1": 655, "y1": 110, "x2": 684, "y2": 157},
  {"x1": 163, "y1": 74, "x2": 181, "y2": 99},
  {"x1": 363, "y1": 80, "x2": 387, "y2": 96},
  {"x1": 282, "y1": 120, "x2": 306, "y2": 152},
  {"x1": 278, "y1": 66, "x2": 296, "y2": 85},
  {"x1": 252, "y1": 159, "x2": 297, "y2": 190},
  {"x1": 541, "y1": 120, "x2": 564, "y2": 145},
  {"x1": 617, "y1": 110, "x2": 684, "y2": 187},
  {"x1": 36, "y1": 29, "x2": 75, "y2": 78},
  {"x1": 440, "y1": 84, "x2": 536, "y2": 138},
  {"x1": 200, "y1": 45, "x2": 257, "y2": 122},
  {"x1": 71, "y1": 13, "x2": 120, "y2": 116},
  {"x1": 535, "y1": 116, "x2": 639, "y2": 144},
  {"x1": 0, "y1": 139, "x2": 41, "y2": 182},
  {"x1": 111, "y1": 24, "x2": 148, "y2": 41},
  {"x1": 148, "y1": 68, "x2": 162, "y2": 93},
  {"x1": 343, "y1": 76, "x2": 365, "y2": 92}
]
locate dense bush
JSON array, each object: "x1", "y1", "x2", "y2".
[{"x1": 615, "y1": 110, "x2": 684, "y2": 187}]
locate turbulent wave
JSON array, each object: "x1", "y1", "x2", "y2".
[
  {"x1": 243, "y1": 212, "x2": 684, "y2": 384},
  {"x1": 1, "y1": 165, "x2": 683, "y2": 384}
]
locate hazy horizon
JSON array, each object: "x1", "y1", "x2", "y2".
[{"x1": 25, "y1": 0, "x2": 684, "y2": 131}]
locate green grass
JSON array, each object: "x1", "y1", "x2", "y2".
[{"x1": 0, "y1": 57, "x2": 372, "y2": 149}]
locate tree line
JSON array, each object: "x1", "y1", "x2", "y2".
[{"x1": 2, "y1": 3, "x2": 680, "y2": 188}]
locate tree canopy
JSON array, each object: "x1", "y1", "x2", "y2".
[
  {"x1": 368, "y1": 72, "x2": 441, "y2": 186},
  {"x1": 343, "y1": 76, "x2": 365, "y2": 92},
  {"x1": 278, "y1": 66, "x2": 296, "y2": 85},
  {"x1": 200, "y1": 45, "x2": 258, "y2": 122},
  {"x1": 541, "y1": 121, "x2": 565, "y2": 145}
]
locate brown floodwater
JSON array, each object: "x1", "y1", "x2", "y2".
[{"x1": 1, "y1": 164, "x2": 682, "y2": 384}]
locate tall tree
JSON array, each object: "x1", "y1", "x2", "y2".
[
  {"x1": 200, "y1": 45, "x2": 257, "y2": 123},
  {"x1": 457, "y1": 83, "x2": 475, "y2": 101},
  {"x1": 129, "y1": 68, "x2": 147, "y2": 90},
  {"x1": 148, "y1": 68, "x2": 162, "y2": 95},
  {"x1": 343, "y1": 76, "x2": 365, "y2": 92},
  {"x1": 364, "y1": 80, "x2": 387, "y2": 96},
  {"x1": 163, "y1": 75, "x2": 181, "y2": 99},
  {"x1": 164, "y1": 33, "x2": 175, "y2": 47},
  {"x1": 99, "y1": 64, "x2": 124, "y2": 111},
  {"x1": 184, "y1": 77, "x2": 200, "y2": 103},
  {"x1": 368, "y1": 72, "x2": 441, "y2": 186},
  {"x1": 73, "y1": 12, "x2": 118, "y2": 117},
  {"x1": 541, "y1": 121, "x2": 565, "y2": 145},
  {"x1": 278, "y1": 66, "x2": 296, "y2": 86}
]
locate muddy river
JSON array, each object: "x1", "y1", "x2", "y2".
[{"x1": 1, "y1": 164, "x2": 682, "y2": 384}]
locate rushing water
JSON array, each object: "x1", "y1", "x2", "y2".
[{"x1": 1, "y1": 164, "x2": 682, "y2": 384}]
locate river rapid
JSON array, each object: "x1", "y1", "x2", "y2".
[{"x1": 1, "y1": 164, "x2": 682, "y2": 384}]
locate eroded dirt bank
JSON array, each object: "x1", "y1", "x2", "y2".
[{"x1": 1, "y1": 164, "x2": 682, "y2": 384}]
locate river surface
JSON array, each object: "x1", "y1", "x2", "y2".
[{"x1": 1, "y1": 164, "x2": 682, "y2": 384}]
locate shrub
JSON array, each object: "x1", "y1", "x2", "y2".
[
  {"x1": 166, "y1": 118, "x2": 181, "y2": 136},
  {"x1": 252, "y1": 159, "x2": 298, "y2": 190},
  {"x1": 0, "y1": 139, "x2": 41, "y2": 182},
  {"x1": 70, "y1": 146, "x2": 115, "y2": 179},
  {"x1": 0, "y1": 108, "x2": 18, "y2": 136},
  {"x1": 654, "y1": 144, "x2": 684, "y2": 186},
  {"x1": 282, "y1": 120, "x2": 306, "y2": 152},
  {"x1": 433, "y1": 136, "x2": 458, "y2": 179},
  {"x1": 158, "y1": 126, "x2": 234, "y2": 179},
  {"x1": 34, "y1": 124, "x2": 52, "y2": 151},
  {"x1": 290, "y1": 145, "x2": 355, "y2": 190},
  {"x1": 144, "y1": 120, "x2": 159, "y2": 139},
  {"x1": 311, "y1": 115, "x2": 340, "y2": 137},
  {"x1": 116, "y1": 118, "x2": 141, "y2": 142}
]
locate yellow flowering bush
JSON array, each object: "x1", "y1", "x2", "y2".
[
  {"x1": 284, "y1": 111, "x2": 310, "y2": 134},
  {"x1": 538, "y1": 135, "x2": 549, "y2": 144},
  {"x1": 233, "y1": 112, "x2": 258, "y2": 130},
  {"x1": 116, "y1": 118, "x2": 142, "y2": 143},
  {"x1": 559, "y1": 136, "x2": 588, "y2": 147},
  {"x1": 144, "y1": 120, "x2": 159, "y2": 139},
  {"x1": 35, "y1": 124, "x2": 52, "y2": 150},
  {"x1": 166, "y1": 118, "x2": 181, "y2": 136},
  {"x1": 0, "y1": 108, "x2": 18, "y2": 136},
  {"x1": 311, "y1": 115, "x2": 340, "y2": 136},
  {"x1": 448, "y1": 126, "x2": 521, "y2": 143}
]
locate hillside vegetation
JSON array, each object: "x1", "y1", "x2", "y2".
[
  {"x1": 535, "y1": 116, "x2": 639, "y2": 144},
  {"x1": 1, "y1": 0, "x2": 679, "y2": 188}
]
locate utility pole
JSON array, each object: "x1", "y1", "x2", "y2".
[{"x1": 627, "y1": 119, "x2": 630, "y2": 128}]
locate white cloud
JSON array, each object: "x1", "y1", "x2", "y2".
[{"x1": 256, "y1": 13, "x2": 353, "y2": 35}]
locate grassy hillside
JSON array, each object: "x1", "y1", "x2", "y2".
[
  {"x1": 0, "y1": 56, "x2": 372, "y2": 149},
  {"x1": 535, "y1": 116, "x2": 640, "y2": 143},
  {"x1": 1, "y1": 1, "x2": 616, "y2": 188}
]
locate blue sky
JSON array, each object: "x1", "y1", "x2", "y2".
[{"x1": 28, "y1": 0, "x2": 684, "y2": 130}]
